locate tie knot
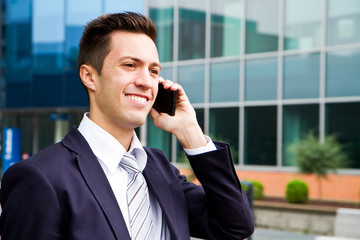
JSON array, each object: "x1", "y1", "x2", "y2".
[{"x1": 120, "y1": 153, "x2": 141, "y2": 174}]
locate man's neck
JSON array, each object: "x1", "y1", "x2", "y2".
[{"x1": 88, "y1": 113, "x2": 134, "y2": 151}]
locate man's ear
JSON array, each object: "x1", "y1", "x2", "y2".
[{"x1": 79, "y1": 64, "x2": 98, "y2": 92}]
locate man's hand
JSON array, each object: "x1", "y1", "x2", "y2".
[{"x1": 150, "y1": 78, "x2": 207, "y2": 149}]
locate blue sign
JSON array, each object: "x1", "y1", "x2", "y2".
[{"x1": 2, "y1": 127, "x2": 21, "y2": 175}]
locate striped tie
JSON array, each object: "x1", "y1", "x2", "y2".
[{"x1": 120, "y1": 153, "x2": 154, "y2": 240}]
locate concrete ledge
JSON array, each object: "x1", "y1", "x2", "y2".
[
  {"x1": 253, "y1": 200, "x2": 337, "y2": 235},
  {"x1": 254, "y1": 200, "x2": 338, "y2": 213},
  {"x1": 316, "y1": 237, "x2": 359, "y2": 240}
]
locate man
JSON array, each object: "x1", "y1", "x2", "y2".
[{"x1": 0, "y1": 12, "x2": 254, "y2": 240}]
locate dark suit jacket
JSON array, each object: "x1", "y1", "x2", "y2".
[{"x1": 0, "y1": 128, "x2": 254, "y2": 240}]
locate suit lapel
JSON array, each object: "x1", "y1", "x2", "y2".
[
  {"x1": 63, "y1": 128, "x2": 130, "y2": 240},
  {"x1": 143, "y1": 149, "x2": 189, "y2": 240}
]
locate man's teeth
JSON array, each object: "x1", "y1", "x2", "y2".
[{"x1": 127, "y1": 95, "x2": 147, "y2": 103}]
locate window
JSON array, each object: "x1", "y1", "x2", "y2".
[
  {"x1": 327, "y1": 0, "x2": 360, "y2": 46},
  {"x1": 211, "y1": 0, "x2": 242, "y2": 57},
  {"x1": 245, "y1": 57, "x2": 277, "y2": 101},
  {"x1": 178, "y1": 64, "x2": 205, "y2": 104},
  {"x1": 326, "y1": 103, "x2": 360, "y2": 168},
  {"x1": 284, "y1": 0, "x2": 322, "y2": 50},
  {"x1": 283, "y1": 53, "x2": 320, "y2": 99},
  {"x1": 33, "y1": 0, "x2": 65, "y2": 71},
  {"x1": 178, "y1": 0, "x2": 206, "y2": 60},
  {"x1": 282, "y1": 104, "x2": 319, "y2": 166},
  {"x1": 210, "y1": 61, "x2": 240, "y2": 102},
  {"x1": 149, "y1": 0, "x2": 174, "y2": 62},
  {"x1": 245, "y1": 106, "x2": 277, "y2": 165},
  {"x1": 326, "y1": 48, "x2": 360, "y2": 97},
  {"x1": 210, "y1": 107, "x2": 239, "y2": 164},
  {"x1": 245, "y1": 0, "x2": 278, "y2": 54}
]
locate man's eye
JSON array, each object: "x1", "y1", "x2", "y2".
[
  {"x1": 124, "y1": 63, "x2": 135, "y2": 68},
  {"x1": 151, "y1": 70, "x2": 159, "y2": 75}
]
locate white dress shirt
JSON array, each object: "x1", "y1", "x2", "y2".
[{"x1": 78, "y1": 113, "x2": 216, "y2": 239}]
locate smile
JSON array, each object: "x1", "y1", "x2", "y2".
[{"x1": 126, "y1": 95, "x2": 148, "y2": 103}]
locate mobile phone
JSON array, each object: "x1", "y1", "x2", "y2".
[{"x1": 153, "y1": 83, "x2": 177, "y2": 116}]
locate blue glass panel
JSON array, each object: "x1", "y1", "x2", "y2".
[
  {"x1": 33, "y1": 73, "x2": 63, "y2": 107},
  {"x1": 210, "y1": 61, "x2": 240, "y2": 102},
  {"x1": 32, "y1": 0, "x2": 65, "y2": 71},
  {"x1": 283, "y1": 53, "x2": 320, "y2": 99},
  {"x1": 6, "y1": 0, "x2": 31, "y2": 71},
  {"x1": 245, "y1": 57, "x2": 277, "y2": 101},
  {"x1": 5, "y1": 81, "x2": 31, "y2": 108},
  {"x1": 64, "y1": 70, "x2": 89, "y2": 107},
  {"x1": 65, "y1": 0, "x2": 102, "y2": 69},
  {"x1": 326, "y1": 48, "x2": 360, "y2": 97},
  {"x1": 178, "y1": 64, "x2": 205, "y2": 103}
]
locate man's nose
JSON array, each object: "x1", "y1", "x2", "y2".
[{"x1": 134, "y1": 68, "x2": 154, "y2": 88}]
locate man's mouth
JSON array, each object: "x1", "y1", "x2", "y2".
[{"x1": 126, "y1": 94, "x2": 149, "y2": 103}]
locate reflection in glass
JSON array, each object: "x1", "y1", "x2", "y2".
[
  {"x1": 210, "y1": 0, "x2": 242, "y2": 57},
  {"x1": 245, "y1": 106, "x2": 277, "y2": 166},
  {"x1": 326, "y1": 103, "x2": 360, "y2": 168},
  {"x1": 284, "y1": 0, "x2": 322, "y2": 50},
  {"x1": 245, "y1": 57, "x2": 277, "y2": 101},
  {"x1": 178, "y1": 64, "x2": 205, "y2": 103},
  {"x1": 246, "y1": 0, "x2": 278, "y2": 54},
  {"x1": 283, "y1": 53, "x2": 320, "y2": 99},
  {"x1": 327, "y1": 0, "x2": 360, "y2": 46},
  {"x1": 6, "y1": 0, "x2": 31, "y2": 71},
  {"x1": 283, "y1": 104, "x2": 319, "y2": 166},
  {"x1": 326, "y1": 48, "x2": 360, "y2": 97},
  {"x1": 210, "y1": 108, "x2": 239, "y2": 164},
  {"x1": 65, "y1": 0, "x2": 102, "y2": 68},
  {"x1": 5, "y1": 0, "x2": 32, "y2": 107},
  {"x1": 149, "y1": 0, "x2": 173, "y2": 62},
  {"x1": 210, "y1": 61, "x2": 240, "y2": 102},
  {"x1": 178, "y1": 0, "x2": 206, "y2": 60},
  {"x1": 33, "y1": 0, "x2": 64, "y2": 71}
]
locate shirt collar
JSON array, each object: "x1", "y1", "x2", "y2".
[{"x1": 78, "y1": 113, "x2": 147, "y2": 173}]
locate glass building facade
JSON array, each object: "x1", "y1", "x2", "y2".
[
  {"x1": 146, "y1": 0, "x2": 360, "y2": 171},
  {"x1": 1, "y1": 0, "x2": 360, "y2": 172}
]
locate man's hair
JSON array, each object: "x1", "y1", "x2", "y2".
[{"x1": 77, "y1": 12, "x2": 157, "y2": 76}]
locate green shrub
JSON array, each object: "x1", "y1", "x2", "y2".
[
  {"x1": 286, "y1": 179, "x2": 309, "y2": 204},
  {"x1": 247, "y1": 180, "x2": 264, "y2": 200}
]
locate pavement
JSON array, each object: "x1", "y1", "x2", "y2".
[
  {"x1": 250, "y1": 228, "x2": 359, "y2": 240},
  {"x1": 192, "y1": 228, "x2": 360, "y2": 240}
]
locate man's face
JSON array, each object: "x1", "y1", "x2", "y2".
[{"x1": 91, "y1": 31, "x2": 161, "y2": 131}]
